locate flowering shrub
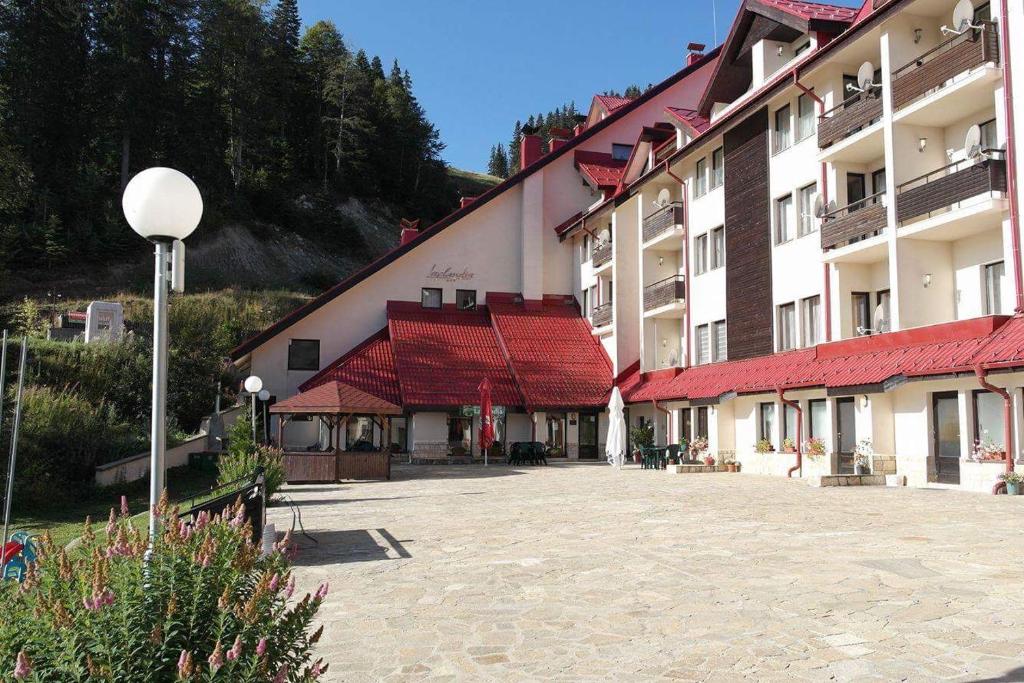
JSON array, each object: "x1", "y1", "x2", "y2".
[
  {"x1": 971, "y1": 438, "x2": 1005, "y2": 462},
  {"x1": 0, "y1": 495, "x2": 327, "y2": 681},
  {"x1": 688, "y1": 436, "x2": 708, "y2": 458},
  {"x1": 754, "y1": 439, "x2": 774, "y2": 454},
  {"x1": 803, "y1": 437, "x2": 827, "y2": 459},
  {"x1": 854, "y1": 438, "x2": 873, "y2": 468}
]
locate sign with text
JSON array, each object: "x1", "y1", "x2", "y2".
[{"x1": 427, "y1": 264, "x2": 475, "y2": 282}]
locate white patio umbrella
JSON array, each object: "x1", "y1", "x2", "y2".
[{"x1": 605, "y1": 386, "x2": 627, "y2": 468}]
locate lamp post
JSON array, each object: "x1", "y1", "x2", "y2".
[
  {"x1": 122, "y1": 168, "x2": 203, "y2": 546},
  {"x1": 244, "y1": 375, "x2": 263, "y2": 445}
]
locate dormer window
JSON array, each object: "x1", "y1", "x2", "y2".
[{"x1": 611, "y1": 144, "x2": 632, "y2": 161}]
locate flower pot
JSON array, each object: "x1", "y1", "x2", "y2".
[
  {"x1": 1007, "y1": 482, "x2": 1020, "y2": 496},
  {"x1": 854, "y1": 464, "x2": 865, "y2": 475},
  {"x1": 703, "y1": 456, "x2": 715, "y2": 466},
  {"x1": 727, "y1": 463, "x2": 737, "y2": 472},
  {"x1": 632, "y1": 452, "x2": 641, "y2": 464}
]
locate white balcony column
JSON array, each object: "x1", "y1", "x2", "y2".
[{"x1": 880, "y1": 28, "x2": 902, "y2": 332}]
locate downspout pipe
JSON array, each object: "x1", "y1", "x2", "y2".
[
  {"x1": 793, "y1": 70, "x2": 833, "y2": 341},
  {"x1": 997, "y1": 0, "x2": 1024, "y2": 313},
  {"x1": 778, "y1": 388, "x2": 803, "y2": 478},
  {"x1": 974, "y1": 365, "x2": 1014, "y2": 494},
  {"x1": 664, "y1": 161, "x2": 692, "y2": 367}
]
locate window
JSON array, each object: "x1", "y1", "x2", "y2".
[
  {"x1": 783, "y1": 404, "x2": 798, "y2": 444},
  {"x1": 580, "y1": 288, "x2": 589, "y2": 317},
  {"x1": 694, "y1": 233, "x2": 709, "y2": 275},
  {"x1": 777, "y1": 302, "x2": 796, "y2": 351},
  {"x1": 801, "y1": 295, "x2": 820, "y2": 347},
  {"x1": 984, "y1": 261, "x2": 1004, "y2": 314},
  {"x1": 447, "y1": 414, "x2": 473, "y2": 453},
  {"x1": 679, "y1": 409, "x2": 692, "y2": 445},
  {"x1": 794, "y1": 41, "x2": 811, "y2": 56},
  {"x1": 287, "y1": 339, "x2": 320, "y2": 371},
  {"x1": 852, "y1": 292, "x2": 870, "y2": 335},
  {"x1": 611, "y1": 143, "x2": 632, "y2": 161},
  {"x1": 606, "y1": 279, "x2": 614, "y2": 303},
  {"x1": 798, "y1": 183, "x2": 817, "y2": 236},
  {"x1": 711, "y1": 147, "x2": 724, "y2": 189},
  {"x1": 696, "y1": 324, "x2": 710, "y2": 364},
  {"x1": 713, "y1": 319, "x2": 727, "y2": 361},
  {"x1": 456, "y1": 289, "x2": 477, "y2": 310},
  {"x1": 808, "y1": 399, "x2": 827, "y2": 440},
  {"x1": 582, "y1": 234, "x2": 592, "y2": 260},
  {"x1": 390, "y1": 416, "x2": 408, "y2": 452},
  {"x1": 421, "y1": 287, "x2": 442, "y2": 309},
  {"x1": 774, "y1": 104, "x2": 792, "y2": 153},
  {"x1": 871, "y1": 169, "x2": 886, "y2": 200},
  {"x1": 696, "y1": 406, "x2": 709, "y2": 439},
  {"x1": 758, "y1": 403, "x2": 775, "y2": 445},
  {"x1": 797, "y1": 94, "x2": 816, "y2": 141},
  {"x1": 775, "y1": 194, "x2": 794, "y2": 243},
  {"x1": 974, "y1": 2, "x2": 991, "y2": 23},
  {"x1": 589, "y1": 285, "x2": 597, "y2": 312},
  {"x1": 973, "y1": 389, "x2": 1004, "y2": 449},
  {"x1": 695, "y1": 158, "x2": 707, "y2": 196},
  {"x1": 710, "y1": 226, "x2": 725, "y2": 269},
  {"x1": 979, "y1": 118, "x2": 997, "y2": 151},
  {"x1": 876, "y1": 290, "x2": 891, "y2": 332},
  {"x1": 847, "y1": 173, "x2": 866, "y2": 213}
]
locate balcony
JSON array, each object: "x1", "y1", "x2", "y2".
[
  {"x1": 896, "y1": 155, "x2": 1008, "y2": 240},
  {"x1": 891, "y1": 23, "x2": 999, "y2": 113},
  {"x1": 818, "y1": 91, "x2": 883, "y2": 150},
  {"x1": 642, "y1": 202, "x2": 685, "y2": 247},
  {"x1": 591, "y1": 240, "x2": 613, "y2": 269},
  {"x1": 591, "y1": 302, "x2": 613, "y2": 329},
  {"x1": 821, "y1": 191, "x2": 888, "y2": 251},
  {"x1": 643, "y1": 276, "x2": 686, "y2": 318}
]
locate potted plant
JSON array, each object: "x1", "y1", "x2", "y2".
[
  {"x1": 630, "y1": 423, "x2": 654, "y2": 465},
  {"x1": 725, "y1": 458, "x2": 737, "y2": 472},
  {"x1": 972, "y1": 437, "x2": 1006, "y2": 462},
  {"x1": 999, "y1": 471, "x2": 1023, "y2": 495},
  {"x1": 782, "y1": 437, "x2": 796, "y2": 453},
  {"x1": 689, "y1": 436, "x2": 709, "y2": 462},
  {"x1": 803, "y1": 437, "x2": 827, "y2": 460},
  {"x1": 854, "y1": 438, "x2": 873, "y2": 475},
  {"x1": 754, "y1": 439, "x2": 774, "y2": 454}
]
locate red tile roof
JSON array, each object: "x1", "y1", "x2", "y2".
[
  {"x1": 270, "y1": 380, "x2": 402, "y2": 415},
  {"x1": 574, "y1": 150, "x2": 626, "y2": 189},
  {"x1": 755, "y1": 0, "x2": 859, "y2": 22},
  {"x1": 299, "y1": 328, "x2": 401, "y2": 406},
  {"x1": 489, "y1": 299, "x2": 613, "y2": 410},
  {"x1": 965, "y1": 315, "x2": 1024, "y2": 371},
  {"x1": 665, "y1": 107, "x2": 711, "y2": 135},
  {"x1": 594, "y1": 94, "x2": 633, "y2": 113},
  {"x1": 387, "y1": 302, "x2": 522, "y2": 409}
]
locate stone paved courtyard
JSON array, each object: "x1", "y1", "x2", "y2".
[{"x1": 269, "y1": 464, "x2": 1024, "y2": 682}]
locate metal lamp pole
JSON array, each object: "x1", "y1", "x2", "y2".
[{"x1": 148, "y1": 240, "x2": 171, "y2": 542}]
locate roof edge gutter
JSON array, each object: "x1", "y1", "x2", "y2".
[{"x1": 974, "y1": 365, "x2": 1014, "y2": 494}]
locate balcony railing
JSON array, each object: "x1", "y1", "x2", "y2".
[
  {"x1": 818, "y1": 90, "x2": 883, "y2": 149},
  {"x1": 892, "y1": 22, "x2": 999, "y2": 111},
  {"x1": 643, "y1": 276, "x2": 685, "y2": 312},
  {"x1": 591, "y1": 302, "x2": 613, "y2": 328},
  {"x1": 642, "y1": 202, "x2": 685, "y2": 244},
  {"x1": 591, "y1": 240, "x2": 613, "y2": 267},
  {"x1": 896, "y1": 153, "x2": 1007, "y2": 224},
  {"x1": 821, "y1": 191, "x2": 888, "y2": 250}
]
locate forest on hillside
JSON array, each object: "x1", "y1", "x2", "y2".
[{"x1": 0, "y1": 0, "x2": 461, "y2": 277}]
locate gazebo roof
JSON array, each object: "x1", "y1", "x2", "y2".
[{"x1": 269, "y1": 380, "x2": 403, "y2": 416}]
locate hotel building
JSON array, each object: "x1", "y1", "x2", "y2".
[{"x1": 232, "y1": 0, "x2": 1024, "y2": 493}]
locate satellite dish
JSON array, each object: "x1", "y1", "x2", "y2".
[
  {"x1": 826, "y1": 199, "x2": 838, "y2": 215},
  {"x1": 964, "y1": 124, "x2": 985, "y2": 160},
  {"x1": 812, "y1": 193, "x2": 826, "y2": 218},
  {"x1": 952, "y1": 0, "x2": 975, "y2": 32},
  {"x1": 656, "y1": 188, "x2": 672, "y2": 208},
  {"x1": 857, "y1": 61, "x2": 876, "y2": 91},
  {"x1": 872, "y1": 304, "x2": 888, "y2": 334}
]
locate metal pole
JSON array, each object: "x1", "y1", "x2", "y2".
[
  {"x1": 251, "y1": 394, "x2": 258, "y2": 445},
  {"x1": 2, "y1": 337, "x2": 28, "y2": 558},
  {"x1": 0, "y1": 329, "x2": 7, "y2": 448},
  {"x1": 148, "y1": 242, "x2": 170, "y2": 546}
]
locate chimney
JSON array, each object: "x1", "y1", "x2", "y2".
[
  {"x1": 399, "y1": 218, "x2": 421, "y2": 246},
  {"x1": 548, "y1": 127, "x2": 571, "y2": 152},
  {"x1": 686, "y1": 42, "x2": 706, "y2": 67},
  {"x1": 520, "y1": 127, "x2": 544, "y2": 169},
  {"x1": 573, "y1": 123, "x2": 586, "y2": 137},
  {"x1": 459, "y1": 196, "x2": 477, "y2": 209}
]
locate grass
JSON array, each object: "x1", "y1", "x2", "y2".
[
  {"x1": 448, "y1": 167, "x2": 502, "y2": 197},
  {"x1": 9, "y1": 465, "x2": 220, "y2": 547}
]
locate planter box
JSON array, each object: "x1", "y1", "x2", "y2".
[
  {"x1": 810, "y1": 474, "x2": 887, "y2": 487},
  {"x1": 959, "y1": 459, "x2": 1012, "y2": 494}
]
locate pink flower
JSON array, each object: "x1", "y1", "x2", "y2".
[
  {"x1": 315, "y1": 582, "x2": 329, "y2": 600},
  {"x1": 177, "y1": 650, "x2": 192, "y2": 677},
  {"x1": 226, "y1": 636, "x2": 243, "y2": 662},
  {"x1": 105, "y1": 509, "x2": 117, "y2": 536},
  {"x1": 273, "y1": 664, "x2": 289, "y2": 683},
  {"x1": 256, "y1": 637, "x2": 268, "y2": 656},
  {"x1": 311, "y1": 659, "x2": 324, "y2": 678},
  {"x1": 83, "y1": 588, "x2": 115, "y2": 611},
  {"x1": 207, "y1": 643, "x2": 224, "y2": 672},
  {"x1": 13, "y1": 651, "x2": 31, "y2": 679},
  {"x1": 229, "y1": 506, "x2": 246, "y2": 529},
  {"x1": 269, "y1": 573, "x2": 280, "y2": 592},
  {"x1": 120, "y1": 495, "x2": 129, "y2": 516},
  {"x1": 285, "y1": 576, "x2": 295, "y2": 599}
]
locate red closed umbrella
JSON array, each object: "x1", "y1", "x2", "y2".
[{"x1": 478, "y1": 377, "x2": 495, "y2": 465}]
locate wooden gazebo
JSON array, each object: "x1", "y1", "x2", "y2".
[{"x1": 269, "y1": 380, "x2": 403, "y2": 482}]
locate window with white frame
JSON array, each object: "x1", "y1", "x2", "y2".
[
  {"x1": 801, "y1": 295, "x2": 820, "y2": 347},
  {"x1": 758, "y1": 402, "x2": 775, "y2": 445},
  {"x1": 696, "y1": 324, "x2": 710, "y2": 365},
  {"x1": 774, "y1": 104, "x2": 792, "y2": 153},
  {"x1": 797, "y1": 183, "x2": 817, "y2": 236},
  {"x1": 694, "y1": 233, "x2": 709, "y2": 275},
  {"x1": 778, "y1": 302, "x2": 797, "y2": 351},
  {"x1": 711, "y1": 147, "x2": 724, "y2": 189},
  {"x1": 695, "y1": 157, "x2": 707, "y2": 196},
  {"x1": 783, "y1": 403, "x2": 798, "y2": 444},
  {"x1": 775, "y1": 194, "x2": 794, "y2": 244},
  {"x1": 808, "y1": 399, "x2": 827, "y2": 440},
  {"x1": 984, "y1": 261, "x2": 1004, "y2": 314},
  {"x1": 710, "y1": 226, "x2": 725, "y2": 269},
  {"x1": 797, "y1": 94, "x2": 816, "y2": 141},
  {"x1": 713, "y1": 319, "x2": 727, "y2": 361}
]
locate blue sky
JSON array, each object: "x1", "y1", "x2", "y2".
[{"x1": 297, "y1": 0, "x2": 859, "y2": 173}]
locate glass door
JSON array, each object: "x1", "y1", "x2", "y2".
[
  {"x1": 836, "y1": 397, "x2": 856, "y2": 474},
  {"x1": 932, "y1": 392, "x2": 961, "y2": 484},
  {"x1": 579, "y1": 413, "x2": 598, "y2": 459}
]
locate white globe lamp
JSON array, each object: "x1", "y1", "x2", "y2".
[
  {"x1": 122, "y1": 167, "x2": 203, "y2": 242},
  {"x1": 244, "y1": 376, "x2": 263, "y2": 394}
]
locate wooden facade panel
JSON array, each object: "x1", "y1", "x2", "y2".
[
  {"x1": 283, "y1": 453, "x2": 337, "y2": 483},
  {"x1": 821, "y1": 202, "x2": 887, "y2": 250},
  {"x1": 643, "y1": 277, "x2": 686, "y2": 311},
  {"x1": 642, "y1": 203, "x2": 685, "y2": 243},
  {"x1": 724, "y1": 108, "x2": 774, "y2": 360},
  {"x1": 892, "y1": 27, "x2": 999, "y2": 111},
  {"x1": 896, "y1": 160, "x2": 1007, "y2": 224},
  {"x1": 337, "y1": 452, "x2": 391, "y2": 481},
  {"x1": 592, "y1": 303, "x2": 613, "y2": 328},
  {"x1": 818, "y1": 94, "x2": 882, "y2": 149}
]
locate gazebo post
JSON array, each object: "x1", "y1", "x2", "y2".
[{"x1": 277, "y1": 414, "x2": 287, "y2": 449}]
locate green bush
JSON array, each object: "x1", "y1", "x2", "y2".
[
  {"x1": 2, "y1": 386, "x2": 147, "y2": 505},
  {"x1": 0, "y1": 497, "x2": 327, "y2": 681},
  {"x1": 218, "y1": 413, "x2": 285, "y2": 500}
]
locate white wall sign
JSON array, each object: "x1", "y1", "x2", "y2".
[{"x1": 427, "y1": 264, "x2": 475, "y2": 282}]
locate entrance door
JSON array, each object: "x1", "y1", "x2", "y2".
[
  {"x1": 933, "y1": 391, "x2": 961, "y2": 484},
  {"x1": 579, "y1": 413, "x2": 599, "y2": 459},
  {"x1": 836, "y1": 397, "x2": 856, "y2": 474}
]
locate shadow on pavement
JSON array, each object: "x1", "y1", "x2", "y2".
[{"x1": 292, "y1": 528, "x2": 413, "y2": 566}]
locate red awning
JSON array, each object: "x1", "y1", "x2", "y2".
[{"x1": 270, "y1": 380, "x2": 402, "y2": 416}]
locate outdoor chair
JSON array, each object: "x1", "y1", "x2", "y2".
[
  {"x1": 531, "y1": 442, "x2": 548, "y2": 465},
  {"x1": 667, "y1": 444, "x2": 682, "y2": 463}
]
